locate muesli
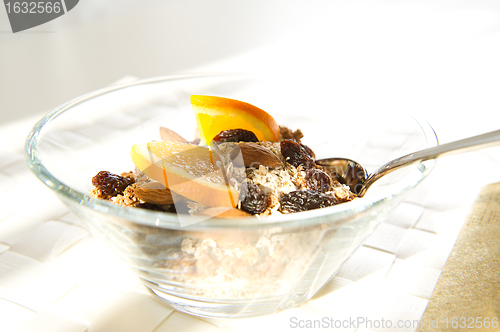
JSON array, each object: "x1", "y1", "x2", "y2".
[
  {"x1": 88, "y1": 96, "x2": 359, "y2": 301},
  {"x1": 90, "y1": 96, "x2": 355, "y2": 217}
]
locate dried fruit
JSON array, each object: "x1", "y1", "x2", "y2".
[
  {"x1": 230, "y1": 142, "x2": 283, "y2": 168},
  {"x1": 160, "y1": 127, "x2": 200, "y2": 145},
  {"x1": 305, "y1": 168, "x2": 332, "y2": 193},
  {"x1": 239, "y1": 182, "x2": 267, "y2": 214},
  {"x1": 190, "y1": 138, "x2": 201, "y2": 145},
  {"x1": 134, "y1": 182, "x2": 174, "y2": 205},
  {"x1": 280, "y1": 190, "x2": 338, "y2": 213},
  {"x1": 300, "y1": 143, "x2": 315, "y2": 160},
  {"x1": 92, "y1": 171, "x2": 132, "y2": 196},
  {"x1": 159, "y1": 127, "x2": 188, "y2": 143},
  {"x1": 213, "y1": 129, "x2": 259, "y2": 143},
  {"x1": 280, "y1": 139, "x2": 315, "y2": 169}
]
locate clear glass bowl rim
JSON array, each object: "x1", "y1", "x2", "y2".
[{"x1": 25, "y1": 73, "x2": 438, "y2": 230}]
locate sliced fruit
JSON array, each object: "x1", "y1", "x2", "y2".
[
  {"x1": 196, "y1": 207, "x2": 252, "y2": 218},
  {"x1": 131, "y1": 141, "x2": 238, "y2": 208},
  {"x1": 191, "y1": 95, "x2": 280, "y2": 145}
]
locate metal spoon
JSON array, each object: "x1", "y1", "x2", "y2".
[{"x1": 316, "y1": 129, "x2": 500, "y2": 197}]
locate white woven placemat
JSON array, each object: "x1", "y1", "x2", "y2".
[{"x1": 1, "y1": 114, "x2": 499, "y2": 332}]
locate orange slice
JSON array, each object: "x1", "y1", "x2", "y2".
[
  {"x1": 191, "y1": 95, "x2": 280, "y2": 145},
  {"x1": 131, "y1": 141, "x2": 238, "y2": 207}
]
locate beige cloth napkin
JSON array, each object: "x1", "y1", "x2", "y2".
[{"x1": 418, "y1": 182, "x2": 500, "y2": 332}]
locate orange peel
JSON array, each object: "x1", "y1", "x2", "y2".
[{"x1": 191, "y1": 95, "x2": 280, "y2": 145}]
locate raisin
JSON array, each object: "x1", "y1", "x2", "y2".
[
  {"x1": 239, "y1": 182, "x2": 267, "y2": 214},
  {"x1": 137, "y1": 202, "x2": 168, "y2": 212},
  {"x1": 305, "y1": 168, "x2": 332, "y2": 193},
  {"x1": 212, "y1": 129, "x2": 259, "y2": 143},
  {"x1": 92, "y1": 171, "x2": 132, "y2": 196},
  {"x1": 280, "y1": 190, "x2": 338, "y2": 213},
  {"x1": 190, "y1": 138, "x2": 201, "y2": 145},
  {"x1": 280, "y1": 139, "x2": 315, "y2": 169},
  {"x1": 300, "y1": 143, "x2": 315, "y2": 160}
]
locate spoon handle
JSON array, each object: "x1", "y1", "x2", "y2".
[{"x1": 362, "y1": 129, "x2": 500, "y2": 195}]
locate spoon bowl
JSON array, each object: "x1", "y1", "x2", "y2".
[
  {"x1": 316, "y1": 158, "x2": 368, "y2": 195},
  {"x1": 317, "y1": 129, "x2": 500, "y2": 197}
]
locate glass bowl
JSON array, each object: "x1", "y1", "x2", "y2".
[{"x1": 25, "y1": 74, "x2": 437, "y2": 318}]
